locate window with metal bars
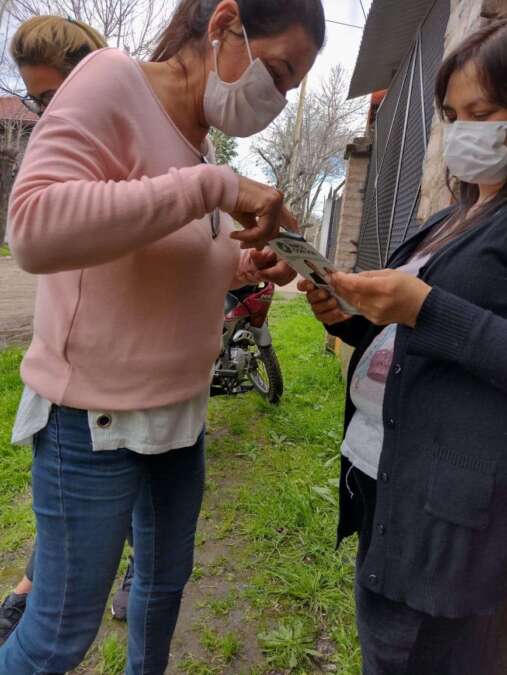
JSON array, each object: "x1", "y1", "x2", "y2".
[{"x1": 355, "y1": 0, "x2": 450, "y2": 271}]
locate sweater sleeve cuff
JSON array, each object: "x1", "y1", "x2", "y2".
[{"x1": 407, "y1": 286, "x2": 484, "y2": 362}]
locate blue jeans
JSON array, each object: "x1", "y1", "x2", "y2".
[{"x1": 0, "y1": 406, "x2": 205, "y2": 675}]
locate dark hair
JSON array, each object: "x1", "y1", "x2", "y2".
[
  {"x1": 151, "y1": 0, "x2": 326, "y2": 63},
  {"x1": 423, "y1": 18, "x2": 507, "y2": 253}
]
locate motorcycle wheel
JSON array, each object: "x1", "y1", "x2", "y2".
[{"x1": 248, "y1": 346, "x2": 284, "y2": 404}]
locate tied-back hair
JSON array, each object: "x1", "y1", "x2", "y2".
[
  {"x1": 151, "y1": 0, "x2": 326, "y2": 63},
  {"x1": 10, "y1": 15, "x2": 107, "y2": 75},
  {"x1": 420, "y1": 18, "x2": 507, "y2": 255}
]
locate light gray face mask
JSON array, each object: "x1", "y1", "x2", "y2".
[
  {"x1": 203, "y1": 25, "x2": 288, "y2": 138},
  {"x1": 443, "y1": 121, "x2": 507, "y2": 185}
]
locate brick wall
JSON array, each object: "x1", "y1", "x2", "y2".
[
  {"x1": 482, "y1": 0, "x2": 507, "y2": 18},
  {"x1": 330, "y1": 137, "x2": 371, "y2": 364},
  {"x1": 334, "y1": 137, "x2": 371, "y2": 272}
]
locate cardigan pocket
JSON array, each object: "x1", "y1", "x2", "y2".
[{"x1": 424, "y1": 447, "x2": 496, "y2": 531}]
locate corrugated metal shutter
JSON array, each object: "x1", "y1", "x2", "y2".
[{"x1": 356, "y1": 0, "x2": 450, "y2": 271}]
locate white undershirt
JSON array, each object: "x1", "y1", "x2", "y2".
[
  {"x1": 341, "y1": 255, "x2": 430, "y2": 478},
  {"x1": 11, "y1": 385, "x2": 209, "y2": 454}
]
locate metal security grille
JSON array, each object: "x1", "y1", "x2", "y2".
[{"x1": 356, "y1": 0, "x2": 450, "y2": 270}]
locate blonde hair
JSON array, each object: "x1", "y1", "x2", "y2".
[{"x1": 10, "y1": 15, "x2": 107, "y2": 74}]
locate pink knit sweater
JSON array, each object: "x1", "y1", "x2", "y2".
[{"x1": 8, "y1": 48, "x2": 255, "y2": 410}]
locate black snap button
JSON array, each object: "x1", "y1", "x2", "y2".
[
  {"x1": 96, "y1": 414, "x2": 112, "y2": 429},
  {"x1": 394, "y1": 363, "x2": 402, "y2": 375},
  {"x1": 368, "y1": 574, "x2": 378, "y2": 586},
  {"x1": 377, "y1": 523, "x2": 386, "y2": 535},
  {"x1": 387, "y1": 417, "x2": 396, "y2": 429},
  {"x1": 380, "y1": 472, "x2": 389, "y2": 483}
]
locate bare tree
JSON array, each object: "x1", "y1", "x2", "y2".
[
  {"x1": 1, "y1": 0, "x2": 175, "y2": 93},
  {"x1": 252, "y1": 65, "x2": 367, "y2": 231},
  {"x1": 0, "y1": 116, "x2": 29, "y2": 242},
  {"x1": 1, "y1": 4, "x2": 17, "y2": 88},
  {"x1": 10, "y1": 0, "x2": 174, "y2": 55},
  {"x1": 0, "y1": 0, "x2": 11, "y2": 25}
]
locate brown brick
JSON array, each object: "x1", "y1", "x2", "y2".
[{"x1": 481, "y1": 0, "x2": 507, "y2": 18}]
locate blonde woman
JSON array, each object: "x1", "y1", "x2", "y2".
[
  {"x1": 13, "y1": 15, "x2": 106, "y2": 117},
  {"x1": 0, "y1": 15, "x2": 106, "y2": 647}
]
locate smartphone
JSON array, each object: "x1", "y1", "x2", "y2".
[{"x1": 269, "y1": 232, "x2": 358, "y2": 315}]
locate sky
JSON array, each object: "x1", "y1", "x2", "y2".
[
  {"x1": 0, "y1": 0, "x2": 374, "y2": 197},
  {"x1": 236, "y1": 0, "x2": 374, "y2": 182}
]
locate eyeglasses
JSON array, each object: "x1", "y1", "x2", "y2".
[
  {"x1": 201, "y1": 155, "x2": 221, "y2": 239},
  {"x1": 19, "y1": 90, "x2": 56, "y2": 117}
]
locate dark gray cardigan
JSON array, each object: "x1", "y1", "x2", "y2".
[{"x1": 328, "y1": 205, "x2": 507, "y2": 618}]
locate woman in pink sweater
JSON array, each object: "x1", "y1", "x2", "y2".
[{"x1": 2, "y1": 1, "x2": 325, "y2": 673}]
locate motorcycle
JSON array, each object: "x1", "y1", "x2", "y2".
[{"x1": 211, "y1": 283, "x2": 284, "y2": 404}]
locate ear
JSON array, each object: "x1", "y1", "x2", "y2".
[{"x1": 208, "y1": 0, "x2": 242, "y2": 43}]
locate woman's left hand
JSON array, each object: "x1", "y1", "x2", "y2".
[
  {"x1": 329, "y1": 269, "x2": 432, "y2": 327},
  {"x1": 249, "y1": 249, "x2": 297, "y2": 286}
]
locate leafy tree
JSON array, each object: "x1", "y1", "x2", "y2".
[{"x1": 209, "y1": 128, "x2": 238, "y2": 166}]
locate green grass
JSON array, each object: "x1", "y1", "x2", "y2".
[
  {"x1": 200, "y1": 626, "x2": 241, "y2": 662},
  {"x1": 179, "y1": 656, "x2": 222, "y2": 675},
  {"x1": 203, "y1": 590, "x2": 238, "y2": 617},
  {"x1": 205, "y1": 297, "x2": 360, "y2": 673},
  {"x1": 0, "y1": 348, "x2": 34, "y2": 550},
  {"x1": 97, "y1": 632, "x2": 127, "y2": 674},
  {"x1": 259, "y1": 618, "x2": 321, "y2": 670},
  {"x1": 0, "y1": 298, "x2": 360, "y2": 673},
  {"x1": 0, "y1": 244, "x2": 10, "y2": 257}
]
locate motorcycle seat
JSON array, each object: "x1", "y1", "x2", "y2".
[
  {"x1": 225, "y1": 285, "x2": 259, "y2": 314},
  {"x1": 230, "y1": 284, "x2": 258, "y2": 302}
]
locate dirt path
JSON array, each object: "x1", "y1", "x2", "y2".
[
  {"x1": 170, "y1": 457, "x2": 265, "y2": 674},
  {"x1": 0, "y1": 260, "x2": 266, "y2": 673},
  {"x1": 0, "y1": 261, "x2": 298, "y2": 673},
  {"x1": 0, "y1": 258, "x2": 300, "y2": 348},
  {"x1": 0, "y1": 258, "x2": 36, "y2": 348},
  {"x1": 0, "y1": 433, "x2": 267, "y2": 675}
]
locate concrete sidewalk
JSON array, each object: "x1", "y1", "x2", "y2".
[
  {"x1": 0, "y1": 257, "x2": 303, "y2": 350},
  {"x1": 0, "y1": 257, "x2": 36, "y2": 348},
  {"x1": 276, "y1": 275, "x2": 303, "y2": 298}
]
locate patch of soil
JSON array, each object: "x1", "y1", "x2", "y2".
[
  {"x1": 169, "y1": 473, "x2": 265, "y2": 674},
  {"x1": 0, "y1": 439, "x2": 265, "y2": 674}
]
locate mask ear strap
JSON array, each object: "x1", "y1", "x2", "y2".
[
  {"x1": 241, "y1": 24, "x2": 254, "y2": 63},
  {"x1": 211, "y1": 38, "x2": 221, "y2": 74}
]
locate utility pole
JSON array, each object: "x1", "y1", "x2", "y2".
[
  {"x1": 288, "y1": 74, "x2": 309, "y2": 212},
  {"x1": 0, "y1": 0, "x2": 10, "y2": 26}
]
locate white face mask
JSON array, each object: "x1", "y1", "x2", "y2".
[
  {"x1": 203, "y1": 25, "x2": 288, "y2": 138},
  {"x1": 443, "y1": 121, "x2": 507, "y2": 185}
]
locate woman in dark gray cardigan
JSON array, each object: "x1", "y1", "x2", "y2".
[{"x1": 302, "y1": 19, "x2": 507, "y2": 675}]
